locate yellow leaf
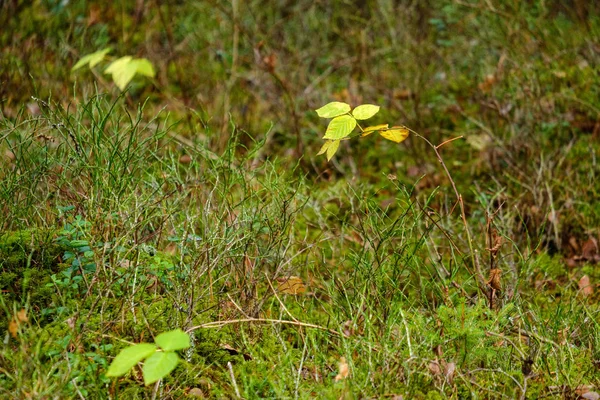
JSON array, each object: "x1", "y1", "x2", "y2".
[
  {"x1": 105, "y1": 56, "x2": 136, "y2": 90},
  {"x1": 71, "y1": 48, "x2": 112, "y2": 71},
  {"x1": 315, "y1": 102, "x2": 351, "y2": 118},
  {"x1": 380, "y1": 126, "x2": 409, "y2": 143},
  {"x1": 352, "y1": 104, "x2": 380, "y2": 120},
  {"x1": 323, "y1": 115, "x2": 356, "y2": 140},
  {"x1": 317, "y1": 140, "x2": 332, "y2": 155},
  {"x1": 277, "y1": 276, "x2": 306, "y2": 295},
  {"x1": 326, "y1": 140, "x2": 340, "y2": 161},
  {"x1": 361, "y1": 124, "x2": 388, "y2": 137}
]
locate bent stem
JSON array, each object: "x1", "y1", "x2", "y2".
[{"x1": 407, "y1": 128, "x2": 478, "y2": 282}]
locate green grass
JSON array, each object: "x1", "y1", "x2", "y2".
[{"x1": 1, "y1": 0, "x2": 600, "y2": 398}]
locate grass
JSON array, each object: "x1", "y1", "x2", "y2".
[{"x1": 1, "y1": 0, "x2": 600, "y2": 398}]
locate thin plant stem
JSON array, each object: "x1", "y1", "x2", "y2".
[{"x1": 408, "y1": 128, "x2": 477, "y2": 280}]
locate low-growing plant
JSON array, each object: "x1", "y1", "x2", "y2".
[
  {"x1": 314, "y1": 101, "x2": 409, "y2": 160},
  {"x1": 106, "y1": 328, "x2": 191, "y2": 386},
  {"x1": 71, "y1": 48, "x2": 156, "y2": 91}
]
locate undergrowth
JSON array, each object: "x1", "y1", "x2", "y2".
[{"x1": 1, "y1": 0, "x2": 599, "y2": 398}]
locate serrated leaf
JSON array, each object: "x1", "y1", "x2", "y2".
[
  {"x1": 326, "y1": 140, "x2": 340, "y2": 161},
  {"x1": 323, "y1": 115, "x2": 356, "y2": 140},
  {"x1": 72, "y1": 48, "x2": 112, "y2": 72},
  {"x1": 352, "y1": 104, "x2": 380, "y2": 120},
  {"x1": 155, "y1": 329, "x2": 190, "y2": 351},
  {"x1": 131, "y1": 58, "x2": 155, "y2": 77},
  {"x1": 361, "y1": 124, "x2": 389, "y2": 137},
  {"x1": 380, "y1": 127, "x2": 409, "y2": 143},
  {"x1": 143, "y1": 351, "x2": 180, "y2": 385},
  {"x1": 317, "y1": 140, "x2": 332, "y2": 155},
  {"x1": 106, "y1": 343, "x2": 157, "y2": 377},
  {"x1": 315, "y1": 102, "x2": 351, "y2": 118}
]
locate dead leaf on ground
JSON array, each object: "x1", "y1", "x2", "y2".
[
  {"x1": 393, "y1": 88, "x2": 413, "y2": 100},
  {"x1": 487, "y1": 268, "x2": 502, "y2": 291},
  {"x1": 576, "y1": 385, "x2": 599, "y2": 399},
  {"x1": 444, "y1": 361, "x2": 456, "y2": 384},
  {"x1": 582, "y1": 237, "x2": 599, "y2": 261},
  {"x1": 568, "y1": 236, "x2": 580, "y2": 253},
  {"x1": 187, "y1": 388, "x2": 205, "y2": 397},
  {"x1": 276, "y1": 276, "x2": 306, "y2": 295},
  {"x1": 428, "y1": 360, "x2": 442, "y2": 376},
  {"x1": 17, "y1": 309, "x2": 28, "y2": 323},
  {"x1": 334, "y1": 357, "x2": 349, "y2": 381},
  {"x1": 87, "y1": 5, "x2": 102, "y2": 26},
  {"x1": 179, "y1": 154, "x2": 192, "y2": 164},
  {"x1": 8, "y1": 320, "x2": 19, "y2": 338},
  {"x1": 478, "y1": 74, "x2": 496, "y2": 92},
  {"x1": 582, "y1": 392, "x2": 600, "y2": 400},
  {"x1": 578, "y1": 275, "x2": 594, "y2": 297},
  {"x1": 220, "y1": 343, "x2": 252, "y2": 361}
]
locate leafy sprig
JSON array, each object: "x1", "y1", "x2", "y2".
[
  {"x1": 106, "y1": 329, "x2": 190, "y2": 386},
  {"x1": 315, "y1": 101, "x2": 409, "y2": 161}
]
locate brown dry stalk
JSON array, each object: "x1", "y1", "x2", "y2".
[{"x1": 186, "y1": 318, "x2": 341, "y2": 336}]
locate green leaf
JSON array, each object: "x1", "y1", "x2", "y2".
[
  {"x1": 361, "y1": 124, "x2": 389, "y2": 137},
  {"x1": 105, "y1": 57, "x2": 136, "y2": 90},
  {"x1": 326, "y1": 140, "x2": 340, "y2": 161},
  {"x1": 143, "y1": 351, "x2": 180, "y2": 385},
  {"x1": 380, "y1": 127, "x2": 409, "y2": 143},
  {"x1": 315, "y1": 102, "x2": 351, "y2": 118},
  {"x1": 69, "y1": 240, "x2": 89, "y2": 247},
  {"x1": 155, "y1": 329, "x2": 190, "y2": 351},
  {"x1": 72, "y1": 48, "x2": 112, "y2": 72},
  {"x1": 352, "y1": 104, "x2": 380, "y2": 120},
  {"x1": 106, "y1": 343, "x2": 157, "y2": 377},
  {"x1": 323, "y1": 115, "x2": 356, "y2": 140}
]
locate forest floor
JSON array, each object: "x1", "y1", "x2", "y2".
[{"x1": 1, "y1": 1, "x2": 600, "y2": 398}]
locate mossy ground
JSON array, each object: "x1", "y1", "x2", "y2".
[{"x1": 1, "y1": 1, "x2": 600, "y2": 398}]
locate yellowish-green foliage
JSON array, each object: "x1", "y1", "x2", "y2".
[
  {"x1": 72, "y1": 48, "x2": 155, "y2": 90},
  {"x1": 315, "y1": 102, "x2": 409, "y2": 160}
]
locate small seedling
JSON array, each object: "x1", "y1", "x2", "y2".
[
  {"x1": 315, "y1": 101, "x2": 409, "y2": 160},
  {"x1": 106, "y1": 329, "x2": 191, "y2": 385},
  {"x1": 72, "y1": 48, "x2": 156, "y2": 90}
]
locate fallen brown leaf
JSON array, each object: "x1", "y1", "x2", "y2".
[
  {"x1": 179, "y1": 154, "x2": 192, "y2": 164},
  {"x1": 187, "y1": 388, "x2": 205, "y2": 397},
  {"x1": 17, "y1": 309, "x2": 28, "y2": 323},
  {"x1": 579, "y1": 275, "x2": 594, "y2": 297},
  {"x1": 576, "y1": 385, "x2": 599, "y2": 399},
  {"x1": 277, "y1": 276, "x2": 306, "y2": 295},
  {"x1": 487, "y1": 268, "x2": 502, "y2": 291},
  {"x1": 428, "y1": 360, "x2": 442, "y2": 376},
  {"x1": 8, "y1": 320, "x2": 18, "y2": 338},
  {"x1": 444, "y1": 361, "x2": 456, "y2": 384},
  {"x1": 582, "y1": 392, "x2": 600, "y2": 400},
  {"x1": 582, "y1": 237, "x2": 599, "y2": 261},
  {"x1": 334, "y1": 357, "x2": 349, "y2": 381}
]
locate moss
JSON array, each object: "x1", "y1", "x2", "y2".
[{"x1": 0, "y1": 229, "x2": 65, "y2": 325}]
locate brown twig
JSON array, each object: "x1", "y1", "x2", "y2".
[{"x1": 186, "y1": 318, "x2": 340, "y2": 336}]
